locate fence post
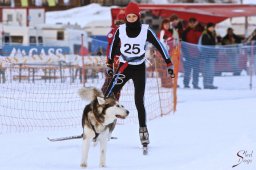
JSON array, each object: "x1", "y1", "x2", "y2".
[
  {"x1": 81, "y1": 34, "x2": 86, "y2": 87},
  {"x1": 59, "y1": 61, "x2": 63, "y2": 83},
  {"x1": 153, "y1": 55, "x2": 163, "y2": 117},
  {"x1": 171, "y1": 41, "x2": 181, "y2": 112},
  {"x1": 19, "y1": 64, "x2": 22, "y2": 83}
]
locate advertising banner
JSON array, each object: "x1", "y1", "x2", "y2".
[{"x1": 1, "y1": 45, "x2": 70, "y2": 57}]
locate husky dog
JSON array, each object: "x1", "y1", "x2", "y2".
[{"x1": 78, "y1": 87, "x2": 129, "y2": 168}]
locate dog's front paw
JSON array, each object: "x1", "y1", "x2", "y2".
[
  {"x1": 99, "y1": 163, "x2": 106, "y2": 168},
  {"x1": 80, "y1": 163, "x2": 87, "y2": 168}
]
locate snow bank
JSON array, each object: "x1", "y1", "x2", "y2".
[{"x1": 46, "y1": 3, "x2": 111, "y2": 27}]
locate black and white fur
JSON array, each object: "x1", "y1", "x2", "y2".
[{"x1": 78, "y1": 87, "x2": 129, "y2": 168}]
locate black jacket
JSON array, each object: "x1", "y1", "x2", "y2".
[
  {"x1": 201, "y1": 30, "x2": 216, "y2": 46},
  {"x1": 201, "y1": 30, "x2": 217, "y2": 58},
  {"x1": 222, "y1": 34, "x2": 242, "y2": 45}
]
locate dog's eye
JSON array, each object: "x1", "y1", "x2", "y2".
[{"x1": 121, "y1": 105, "x2": 124, "y2": 108}]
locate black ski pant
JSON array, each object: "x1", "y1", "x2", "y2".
[{"x1": 105, "y1": 62, "x2": 146, "y2": 127}]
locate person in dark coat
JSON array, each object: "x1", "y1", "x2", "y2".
[
  {"x1": 222, "y1": 27, "x2": 242, "y2": 45},
  {"x1": 222, "y1": 27, "x2": 243, "y2": 75},
  {"x1": 181, "y1": 17, "x2": 203, "y2": 89},
  {"x1": 201, "y1": 22, "x2": 218, "y2": 89},
  {"x1": 169, "y1": 14, "x2": 184, "y2": 39},
  {"x1": 101, "y1": 11, "x2": 126, "y2": 100}
]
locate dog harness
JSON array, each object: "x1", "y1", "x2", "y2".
[
  {"x1": 90, "y1": 122, "x2": 100, "y2": 142},
  {"x1": 89, "y1": 106, "x2": 109, "y2": 142}
]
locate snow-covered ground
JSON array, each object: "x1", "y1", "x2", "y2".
[{"x1": 0, "y1": 75, "x2": 255, "y2": 170}]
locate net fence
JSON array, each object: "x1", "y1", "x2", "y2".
[
  {"x1": 180, "y1": 41, "x2": 256, "y2": 89},
  {"x1": 0, "y1": 40, "x2": 176, "y2": 134},
  {"x1": 1, "y1": 37, "x2": 255, "y2": 134}
]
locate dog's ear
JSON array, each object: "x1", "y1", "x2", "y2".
[{"x1": 97, "y1": 97, "x2": 106, "y2": 105}]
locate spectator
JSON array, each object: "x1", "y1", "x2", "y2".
[
  {"x1": 158, "y1": 18, "x2": 173, "y2": 51},
  {"x1": 181, "y1": 17, "x2": 202, "y2": 89},
  {"x1": 222, "y1": 27, "x2": 243, "y2": 45},
  {"x1": 201, "y1": 22, "x2": 218, "y2": 89},
  {"x1": 159, "y1": 18, "x2": 173, "y2": 43},
  {"x1": 101, "y1": 11, "x2": 126, "y2": 100},
  {"x1": 222, "y1": 27, "x2": 243, "y2": 75},
  {"x1": 158, "y1": 19, "x2": 176, "y2": 88},
  {"x1": 169, "y1": 14, "x2": 184, "y2": 40},
  {"x1": 98, "y1": 11, "x2": 126, "y2": 141}
]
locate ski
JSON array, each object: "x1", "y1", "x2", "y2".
[
  {"x1": 143, "y1": 145, "x2": 148, "y2": 155},
  {"x1": 47, "y1": 134, "x2": 118, "y2": 142}
]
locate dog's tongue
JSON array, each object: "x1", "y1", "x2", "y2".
[{"x1": 116, "y1": 115, "x2": 125, "y2": 119}]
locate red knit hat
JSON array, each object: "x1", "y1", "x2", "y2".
[{"x1": 125, "y1": 2, "x2": 140, "y2": 17}]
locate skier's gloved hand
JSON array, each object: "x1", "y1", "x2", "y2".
[
  {"x1": 167, "y1": 64, "x2": 175, "y2": 78},
  {"x1": 106, "y1": 64, "x2": 113, "y2": 76}
]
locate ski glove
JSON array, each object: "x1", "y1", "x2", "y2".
[
  {"x1": 106, "y1": 64, "x2": 113, "y2": 76},
  {"x1": 167, "y1": 65, "x2": 175, "y2": 78}
]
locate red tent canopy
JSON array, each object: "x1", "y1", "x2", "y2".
[{"x1": 111, "y1": 4, "x2": 256, "y2": 25}]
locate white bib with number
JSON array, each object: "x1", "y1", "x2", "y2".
[{"x1": 119, "y1": 24, "x2": 148, "y2": 65}]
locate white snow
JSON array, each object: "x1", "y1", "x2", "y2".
[
  {"x1": 46, "y1": 3, "x2": 112, "y2": 28},
  {"x1": 0, "y1": 75, "x2": 256, "y2": 170}
]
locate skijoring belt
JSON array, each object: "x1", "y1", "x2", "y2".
[{"x1": 120, "y1": 53, "x2": 145, "y2": 62}]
